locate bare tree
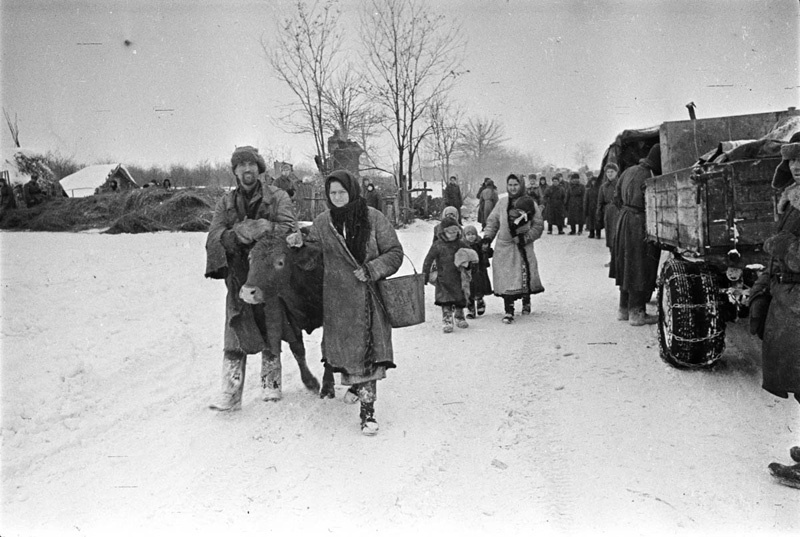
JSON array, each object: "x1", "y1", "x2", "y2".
[
  {"x1": 3, "y1": 107, "x2": 20, "y2": 147},
  {"x1": 426, "y1": 97, "x2": 463, "y2": 186},
  {"x1": 321, "y1": 65, "x2": 388, "y2": 173},
  {"x1": 573, "y1": 140, "x2": 597, "y2": 169},
  {"x1": 264, "y1": 0, "x2": 342, "y2": 173},
  {"x1": 360, "y1": 0, "x2": 465, "y2": 220},
  {"x1": 458, "y1": 116, "x2": 507, "y2": 190}
]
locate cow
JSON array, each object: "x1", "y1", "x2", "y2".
[{"x1": 239, "y1": 231, "x2": 335, "y2": 398}]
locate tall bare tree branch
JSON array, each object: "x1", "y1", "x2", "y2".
[
  {"x1": 263, "y1": 0, "x2": 342, "y2": 173},
  {"x1": 360, "y1": 0, "x2": 465, "y2": 213}
]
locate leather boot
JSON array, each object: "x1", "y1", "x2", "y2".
[
  {"x1": 629, "y1": 309, "x2": 658, "y2": 326},
  {"x1": 261, "y1": 352, "x2": 282, "y2": 401},
  {"x1": 209, "y1": 352, "x2": 246, "y2": 411}
]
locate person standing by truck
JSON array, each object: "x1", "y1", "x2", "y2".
[
  {"x1": 610, "y1": 143, "x2": 662, "y2": 326},
  {"x1": 596, "y1": 163, "x2": 620, "y2": 264},
  {"x1": 748, "y1": 135, "x2": 800, "y2": 489}
]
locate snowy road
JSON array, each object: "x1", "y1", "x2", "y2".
[{"x1": 1, "y1": 223, "x2": 798, "y2": 536}]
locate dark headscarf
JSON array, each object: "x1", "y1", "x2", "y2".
[
  {"x1": 506, "y1": 173, "x2": 523, "y2": 203},
  {"x1": 325, "y1": 169, "x2": 371, "y2": 264}
]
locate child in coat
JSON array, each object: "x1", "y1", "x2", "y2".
[
  {"x1": 423, "y1": 215, "x2": 475, "y2": 333},
  {"x1": 463, "y1": 225, "x2": 493, "y2": 319}
]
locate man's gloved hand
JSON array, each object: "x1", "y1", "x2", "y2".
[
  {"x1": 748, "y1": 294, "x2": 770, "y2": 340},
  {"x1": 233, "y1": 219, "x2": 272, "y2": 244},
  {"x1": 286, "y1": 231, "x2": 304, "y2": 248},
  {"x1": 515, "y1": 222, "x2": 531, "y2": 236}
]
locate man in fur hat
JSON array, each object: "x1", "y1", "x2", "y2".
[
  {"x1": 205, "y1": 145, "x2": 299, "y2": 411},
  {"x1": 749, "y1": 133, "x2": 800, "y2": 488},
  {"x1": 609, "y1": 143, "x2": 662, "y2": 326}
]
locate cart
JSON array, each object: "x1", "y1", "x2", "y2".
[{"x1": 646, "y1": 158, "x2": 779, "y2": 368}]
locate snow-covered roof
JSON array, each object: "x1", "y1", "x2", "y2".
[{"x1": 60, "y1": 164, "x2": 138, "y2": 198}]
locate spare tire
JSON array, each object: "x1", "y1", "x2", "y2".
[{"x1": 657, "y1": 258, "x2": 726, "y2": 368}]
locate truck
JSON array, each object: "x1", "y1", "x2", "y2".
[{"x1": 601, "y1": 107, "x2": 800, "y2": 369}]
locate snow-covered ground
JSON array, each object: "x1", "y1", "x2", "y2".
[{"x1": 1, "y1": 220, "x2": 798, "y2": 537}]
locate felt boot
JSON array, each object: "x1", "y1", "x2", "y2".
[
  {"x1": 454, "y1": 307, "x2": 469, "y2": 329},
  {"x1": 442, "y1": 305, "x2": 454, "y2": 333},
  {"x1": 360, "y1": 401, "x2": 379, "y2": 436},
  {"x1": 209, "y1": 352, "x2": 245, "y2": 411},
  {"x1": 261, "y1": 352, "x2": 282, "y2": 401}
]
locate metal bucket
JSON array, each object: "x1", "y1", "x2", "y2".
[{"x1": 377, "y1": 272, "x2": 426, "y2": 328}]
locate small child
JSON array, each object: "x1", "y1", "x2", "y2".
[
  {"x1": 508, "y1": 195, "x2": 537, "y2": 241},
  {"x1": 423, "y1": 215, "x2": 473, "y2": 333},
  {"x1": 462, "y1": 225, "x2": 493, "y2": 319}
]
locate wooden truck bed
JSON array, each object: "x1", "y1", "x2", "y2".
[{"x1": 645, "y1": 158, "x2": 779, "y2": 267}]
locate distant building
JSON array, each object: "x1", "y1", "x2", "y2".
[{"x1": 60, "y1": 164, "x2": 139, "y2": 197}]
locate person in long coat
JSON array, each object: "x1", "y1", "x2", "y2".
[
  {"x1": 443, "y1": 175, "x2": 464, "y2": 223},
  {"x1": 536, "y1": 176, "x2": 549, "y2": 226},
  {"x1": 483, "y1": 174, "x2": 545, "y2": 323},
  {"x1": 205, "y1": 146, "x2": 297, "y2": 411},
  {"x1": 748, "y1": 138, "x2": 800, "y2": 488},
  {"x1": 583, "y1": 176, "x2": 600, "y2": 239},
  {"x1": 543, "y1": 175, "x2": 566, "y2": 234},
  {"x1": 596, "y1": 162, "x2": 620, "y2": 262},
  {"x1": 477, "y1": 178, "x2": 499, "y2": 230},
  {"x1": 609, "y1": 144, "x2": 662, "y2": 326},
  {"x1": 565, "y1": 172, "x2": 586, "y2": 235},
  {"x1": 298, "y1": 169, "x2": 404, "y2": 436}
]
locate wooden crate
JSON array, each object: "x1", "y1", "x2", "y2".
[{"x1": 646, "y1": 158, "x2": 779, "y2": 266}]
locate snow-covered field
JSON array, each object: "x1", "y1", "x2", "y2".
[{"x1": 1, "y1": 220, "x2": 798, "y2": 537}]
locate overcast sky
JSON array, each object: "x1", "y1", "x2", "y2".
[{"x1": 2, "y1": 0, "x2": 798, "y2": 171}]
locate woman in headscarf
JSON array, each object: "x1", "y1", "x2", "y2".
[
  {"x1": 292, "y1": 170, "x2": 404, "y2": 436},
  {"x1": 483, "y1": 174, "x2": 545, "y2": 323},
  {"x1": 748, "y1": 135, "x2": 800, "y2": 488}
]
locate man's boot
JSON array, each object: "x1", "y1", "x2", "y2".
[
  {"x1": 209, "y1": 352, "x2": 246, "y2": 411},
  {"x1": 477, "y1": 297, "x2": 486, "y2": 316},
  {"x1": 261, "y1": 352, "x2": 282, "y2": 401},
  {"x1": 629, "y1": 309, "x2": 658, "y2": 326},
  {"x1": 628, "y1": 290, "x2": 657, "y2": 326}
]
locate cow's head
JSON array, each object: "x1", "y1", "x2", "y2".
[
  {"x1": 239, "y1": 234, "x2": 291, "y2": 305},
  {"x1": 239, "y1": 230, "x2": 322, "y2": 305}
]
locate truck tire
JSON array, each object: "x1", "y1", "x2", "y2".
[{"x1": 657, "y1": 258, "x2": 725, "y2": 369}]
